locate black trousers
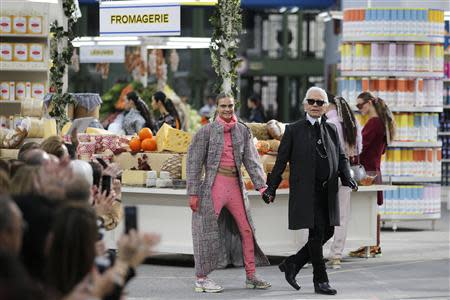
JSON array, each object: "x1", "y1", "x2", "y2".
[{"x1": 286, "y1": 186, "x2": 335, "y2": 283}]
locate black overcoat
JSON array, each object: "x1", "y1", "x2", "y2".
[{"x1": 268, "y1": 116, "x2": 353, "y2": 230}]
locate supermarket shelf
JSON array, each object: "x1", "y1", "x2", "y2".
[
  {"x1": 342, "y1": 36, "x2": 444, "y2": 43},
  {"x1": 351, "y1": 105, "x2": 443, "y2": 113},
  {"x1": 0, "y1": 61, "x2": 47, "y2": 71},
  {"x1": 341, "y1": 71, "x2": 443, "y2": 78},
  {"x1": 0, "y1": 100, "x2": 22, "y2": 104},
  {"x1": 444, "y1": 105, "x2": 450, "y2": 110},
  {"x1": 381, "y1": 213, "x2": 440, "y2": 221},
  {"x1": 387, "y1": 176, "x2": 441, "y2": 183},
  {"x1": 0, "y1": 33, "x2": 47, "y2": 38},
  {"x1": 442, "y1": 159, "x2": 450, "y2": 163},
  {"x1": 444, "y1": 79, "x2": 450, "y2": 83},
  {"x1": 389, "y1": 141, "x2": 442, "y2": 148},
  {"x1": 438, "y1": 132, "x2": 450, "y2": 136},
  {"x1": 390, "y1": 106, "x2": 443, "y2": 113}
]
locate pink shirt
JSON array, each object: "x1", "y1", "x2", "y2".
[{"x1": 216, "y1": 115, "x2": 237, "y2": 167}]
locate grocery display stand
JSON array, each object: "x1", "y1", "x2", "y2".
[
  {"x1": 341, "y1": 7, "x2": 445, "y2": 230},
  {"x1": 0, "y1": 1, "x2": 64, "y2": 144}
]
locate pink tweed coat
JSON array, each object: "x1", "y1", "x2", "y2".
[{"x1": 187, "y1": 120, "x2": 270, "y2": 276}]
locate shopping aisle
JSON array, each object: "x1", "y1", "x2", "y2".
[{"x1": 125, "y1": 203, "x2": 449, "y2": 300}]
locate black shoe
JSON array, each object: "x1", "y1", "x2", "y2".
[
  {"x1": 314, "y1": 282, "x2": 337, "y2": 295},
  {"x1": 278, "y1": 259, "x2": 301, "y2": 290}
]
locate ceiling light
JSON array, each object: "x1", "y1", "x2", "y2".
[
  {"x1": 72, "y1": 41, "x2": 96, "y2": 47},
  {"x1": 97, "y1": 41, "x2": 142, "y2": 46},
  {"x1": 279, "y1": 7, "x2": 287, "y2": 13},
  {"x1": 26, "y1": 0, "x2": 58, "y2": 3},
  {"x1": 290, "y1": 7, "x2": 299, "y2": 13}
]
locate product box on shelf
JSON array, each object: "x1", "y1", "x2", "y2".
[
  {"x1": 28, "y1": 44, "x2": 44, "y2": 62},
  {"x1": 13, "y1": 43, "x2": 28, "y2": 61},
  {"x1": 12, "y1": 16, "x2": 26, "y2": 34},
  {"x1": 113, "y1": 152, "x2": 187, "y2": 179},
  {"x1": 0, "y1": 43, "x2": 13, "y2": 61},
  {"x1": 0, "y1": 16, "x2": 12, "y2": 33},
  {"x1": 27, "y1": 16, "x2": 42, "y2": 34}
]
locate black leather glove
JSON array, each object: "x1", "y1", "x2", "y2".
[
  {"x1": 262, "y1": 185, "x2": 276, "y2": 204},
  {"x1": 342, "y1": 177, "x2": 358, "y2": 191}
]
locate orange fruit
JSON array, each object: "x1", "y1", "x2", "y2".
[
  {"x1": 141, "y1": 138, "x2": 157, "y2": 151},
  {"x1": 139, "y1": 128, "x2": 153, "y2": 141},
  {"x1": 129, "y1": 138, "x2": 141, "y2": 152}
]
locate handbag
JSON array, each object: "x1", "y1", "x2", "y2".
[{"x1": 349, "y1": 155, "x2": 367, "y2": 183}]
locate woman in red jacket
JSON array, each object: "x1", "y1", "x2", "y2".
[{"x1": 350, "y1": 92, "x2": 396, "y2": 258}]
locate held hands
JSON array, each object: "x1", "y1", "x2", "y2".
[
  {"x1": 342, "y1": 177, "x2": 358, "y2": 191},
  {"x1": 189, "y1": 195, "x2": 199, "y2": 212},
  {"x1": 262, "y1": 186, "x2": 276, "y2": 204}
]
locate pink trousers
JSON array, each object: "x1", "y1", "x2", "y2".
[{"x1": 211, "y1": 174, "x2": 255, "y2": 277}]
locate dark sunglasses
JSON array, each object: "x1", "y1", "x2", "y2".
[
  {"x1": 306, "y1": 99, "x2": 325, "y2": 107},
  {"x1": 356, "y1": 101, "x2": 368, "y2": 110}
]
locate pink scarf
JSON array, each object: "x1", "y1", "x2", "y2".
[{"x1": 216, "y1": 114, "x2": 237, "y2": 132}]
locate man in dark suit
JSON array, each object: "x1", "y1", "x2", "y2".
[{"x1": 263, "y1": 87, "x2": 357, "y2": 295}]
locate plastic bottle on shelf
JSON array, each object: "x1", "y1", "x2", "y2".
[
  {"x1": 415, "y1": 78, "x2": 424, "y2": 107},
  {"x1": 388, "y1": 43, "x2": 396, "y2": 71},
  {"x1": 397, "y1": 9, "x2": 405, "y2": 36},
  {"x1": 364, "y1": 9, "x2": 372, "y2": 37},
  {"x1": 370, "y1": 43, "x2": 379, "y2": 70},
  {"x1": 362, "y1": 43, "x2": 371, "y2": 71},
  {"x1": 404, "y1": 9, "x2": 412, "y2": 36},
  {"x1": 354, "y1": 43, "x2": 363, "y2": 70},
  {"x1": 387, "y1": 78, "x2": 396, "y2": 105},
  {"x1": 411, "y1": 9, "x2": 418, "y2": 36}
]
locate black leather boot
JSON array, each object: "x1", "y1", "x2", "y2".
[
  {"x1": 314, "y1": 282, "x2": 337, "y2": 295},
  {"x1": 278, "y1": 259, "x2": 301, "y2": 290}
]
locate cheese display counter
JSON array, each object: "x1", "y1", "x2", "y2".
[{"x1": 121, "y1": 185, "x2": 397, "y2": 256}]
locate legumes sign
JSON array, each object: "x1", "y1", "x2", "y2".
[{"x1": 100, "y1": 1, "x2": 180, "y2": 36}]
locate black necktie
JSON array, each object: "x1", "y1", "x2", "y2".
[{"x1": 314, "y1": 121, "x2": 327, "y2": 157}]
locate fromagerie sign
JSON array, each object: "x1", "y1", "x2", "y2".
[
  {"x1": 100, "y1": 1, "x2": 180, "y2": 36},
  {"x1": 80, "y1": 46, "x2": 125, "y2": 63}
]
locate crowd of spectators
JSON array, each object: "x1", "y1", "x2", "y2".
[{"x1": 0, "y1": 135, "x2": 159, "y2": 300}]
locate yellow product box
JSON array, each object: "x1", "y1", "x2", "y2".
[
  {"x1": 156, "y1": 123, "x2": 192, "y2": 153},
  {"x1": 12, "y1": 16, "x2": 27, "y2": 34},
  {"x1": 0, "y1": 16, "x2": 12, "y2": 33},
  {"x1": 31, "y1": 82, "x2": 45, "y2": 100},
  {"x1": 13, "y1": 43, "x2": 28, "y2": 61},
  {"x1": 114, "y1": 151, "x2": 187, "y2": 179},
  {"x1": 27, "y1": 16, "x2": 42, "y2": 34},
  {"x1": 28, "y1": 43, "x2": 43, "y2": 62},
  {"x1": 0, "y1": 43, "x2": 13, "y2": 61},
  {"x1": 0, "y1": 82, "x2": 10, "y2": 100},
  {"x1": 122, "y1": 170, "x2": 148, "y2": 186},
  {"x1": 15, "y1": 81, "x2": 26, "y2": 100}
]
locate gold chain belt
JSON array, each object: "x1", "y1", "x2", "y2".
[{"x1": 217, "y1": 166, "x2": 238, "y2": 177}]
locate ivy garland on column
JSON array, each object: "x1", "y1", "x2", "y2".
[
  {"x1": 210, "y1": 0, "x2": 242, "y2": 97},
  {"x1": 49, "y1": 0, "x2": 78, "y2": 128}
]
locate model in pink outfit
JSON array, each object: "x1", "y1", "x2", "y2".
[
  {"x1": 213, "y1": 115, "x2": 256, "y2": 277},
  {"x1": 187, "y1": 94, "x2": 270, "y2": 292}
]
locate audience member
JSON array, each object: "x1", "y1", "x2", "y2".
[
  {"x1": 0, "y1": 196, "x2": 24, "y2": 256},
  {"x1": 18, "y1": 142, "x2": 40, "y2": 161},
  {"x1": 21, "y1": 148, "x2": 51, "y2": 165},
  {"x1": 41, "y1": 136, "x2": 70, "y2": 162}
]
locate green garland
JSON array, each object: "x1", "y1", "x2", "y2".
[
  {"x1": 49, "y1": 0, "x2": 78, "y2": 129},
  {"x1": 209, "y1": 0, "x2": 242, "y2": 98}
]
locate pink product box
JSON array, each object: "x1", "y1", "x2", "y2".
[
  {"x1": 77, "y1": 142, "x2": 96, "y2": 159},
  {"x1": 77, "y1": 133, "x2": 92, "y2": 143}
]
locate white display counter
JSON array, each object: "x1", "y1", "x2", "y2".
[{"x1": 122, "y1": 185, "x2": 397, "y2": 256}]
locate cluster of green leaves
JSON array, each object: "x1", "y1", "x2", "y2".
[
  {"x1": 48, "y1": 0, "x2": 78, "y2": 129},
  {"x1": 209, "y1": 0, "x2": 242, "y2": 98}
]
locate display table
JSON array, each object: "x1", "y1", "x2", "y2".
[{"x1": 122, "y1": 185, "x2": 397, "y2": 256}]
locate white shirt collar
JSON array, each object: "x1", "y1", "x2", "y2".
[{"x1": 306, "y1": 113, "x2": 321, "y2": 125}]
